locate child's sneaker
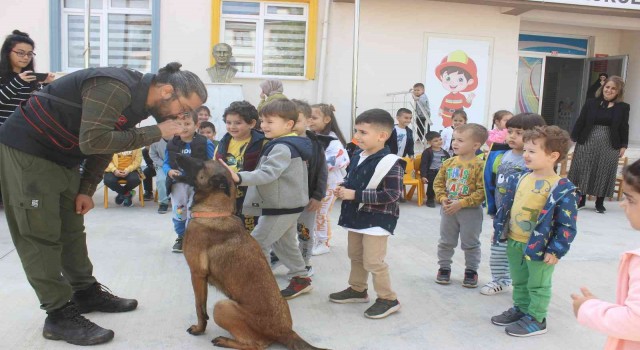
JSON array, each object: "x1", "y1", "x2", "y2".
[
  {"x1": 115, "y1": 194, "x2": 125, "y2": 205},
  {"x1": 172, "y1": 238, "x2": 183, "y2": 253},
  {"x1": 435, "y1": 268, "x2": 451, "y2": 284},
  {"x1": 270, "y1": 252, "x2": 282, "y2": 269},
  {"x1": 143, "y1": 191, "x2": 154, "y2": 201},
  {"x1": 157, "y1": 203, "x2": 169, "y2": 214},
  {"x1": 491, "y1": 306, "x2": 525, "y2": 326},
  {"x1": 480, "y1": 281, "x2": 511, "y2": 295},
  {"x1": 425, "y1": 198, "x2": 435, "y2": 208},
  {"x1": 312, "y1": 241, "x2": 330, "y2": 256},
  {"x1": 122, "y1": 192, "x2": 133, "y2": 207},
  {"x1": 329, "y1": 287, "x2": 369, "y2": 303},
  {"x1": 364, "y1": 298, "x2": 401, "y2": 319},
  {"x1": 505, "y1": 314, "x2": 547, "y2": 337},
  {"x1": 305, "y1": 265, "x2": 314, "y2": 277},
  {"x1": 462, "y1": 269, "x2": 478, "y2": 288},
  {"x1": 280, "y1": 277, "x2": 312, "y2": 300}
]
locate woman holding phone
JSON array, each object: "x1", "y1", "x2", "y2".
[
  {"x1": 0, "y1": 30, "x2": 54, "y2": 207},
  {"x1": 0, "y1": 30, "x2": 55, "y2": 127}
]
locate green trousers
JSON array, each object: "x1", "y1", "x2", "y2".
[
  {"x1": 0, "y1": 144, "x2": 96, "y2": 312},
  {"x1": 507, "y1": 239, "x2": 555, "y2": 322}
]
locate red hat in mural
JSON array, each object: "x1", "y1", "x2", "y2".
[{"x1": 435, "y1": 50, "x2": 479, "y2": 92}]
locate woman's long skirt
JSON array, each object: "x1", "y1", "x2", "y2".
[{"x1": 568, "y1": 125, "x2": 619, "y2": 198}]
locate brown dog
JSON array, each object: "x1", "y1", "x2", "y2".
[{"x1": 175, "y1": 155, "x2": 328, "y2": 350}]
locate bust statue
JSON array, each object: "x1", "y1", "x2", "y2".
[{"x1": 206, "y1": 43, "x2": 238, "y2": 83}]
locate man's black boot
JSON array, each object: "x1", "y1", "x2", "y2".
[
  {"x1": 43, "y1": 302, "x2": 114, "y2": 345},
  {"x1": 72, "y1": 282, "x2": 138, "y2": 313}
]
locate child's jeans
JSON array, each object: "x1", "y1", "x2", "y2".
[
  {"x1": 103, "y1": 172, "x2": 140, "y2": 195},
  {"x1": 437, "y1": 206, "x2": 483, "y2": 271},
  {"x1": 507, "y1": 239, "x2": 554, "y2": 323},
  {"x1": 155, "y1": 166, "x2": 169, "y2": 205},
  {"x1": 171, "y1": 183, "x2": 193, "y2": 237},
  {"x1": 348, "y1": 231, "x2": 397, "y2": 301},
  {"x1": 425, "y1": 169, "x2": 439, "y2": 201},
  {"x1": 252, "y1": 213, "x2": 308, "y2": 279}
]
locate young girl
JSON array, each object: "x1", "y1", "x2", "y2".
[
  {"x1": 486, "y1": 110, "x2": 513, "y2": 147},
  {"x1": 572, "y1": 159, "x2": 640, "y2": 349},
  {"x1": 308, "y1": 103, "x2": 350, "y2": 255},
  {"x1": 214, "y1": 101, "x2": 265, "y2": 232},
  {"x1": 441, "y1": 109, "x2": 467, "y2": 154}
]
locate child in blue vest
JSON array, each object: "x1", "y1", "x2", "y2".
[
  {"x1": 331, "y1": 108, "x2": 405, "y2": 319},
  {"x1": 163, "y1": 112, "x2": 215, "y2": 253}
]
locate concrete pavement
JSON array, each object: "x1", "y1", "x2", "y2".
[{"x1": 1, "y1": 186, "x2": 638, "y2": 350}]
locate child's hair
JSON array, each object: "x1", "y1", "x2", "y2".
[
  {"x1": 291, "y1": 99, "x2": 312, "y2": 119},
  {"x1": 452, "y1": 109, "x2": 467, "y2": 121},
  {"x1": 425, "y1": 131, "x2": 441, "y2": 142},
  {"x1": 187, "y1": 110, "x2": 199, "y2": 123},
  {"x1": 223, "y1": 100, "x2": 259, "y2": 124},
  {"x1": 195, "y1": 105, "x2": 211, "y2": 116},
  {"x1": 413, "y1": 83, "x2": 424, "y2": 89},
  {"x1": 396, "y1": 108, "x2": 412, "y2": 117},
  {"x1": 492, "y1": 110, "x2": 512, "y2": 128},
  {"x1": 506, "y1": 113, "x2": 546, "y2": 130},
  {"x1": 523, "y1": 125, "x2": 570, "y2": 163},
  {"x1": 311, "y1": 103, "x2": 347, "y2": 146},
  {"x1": 455, "y1": 123, "x2": 488, "y2": 144},
  {"x1": 198, "y1": 121, "x2": 215, "y2": 133},
  {"x1": 355, "y1": 109, "x2": 394, "y2": 133},
  {"x1": 623, "y1": 159, "x2": 640, "y2": 193},
  {"x1": 440, "y1": 66, "x2": 472, "y2": 80},
  {"x1": 260, "y1": 98, "x2": 298, "y2": 123}
]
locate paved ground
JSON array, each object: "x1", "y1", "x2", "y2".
[{"x1": 1, "y1": 185, "x2": 638, "y2": 350}]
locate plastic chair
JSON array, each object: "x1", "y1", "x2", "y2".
[
  {"x1": 402, "y1": 156, "x2": 424, "y2": 206},
  {"x1": 104, "y1": 179, "x2": 144, "y2": 208}
]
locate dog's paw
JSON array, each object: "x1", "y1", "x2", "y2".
[
  {"x1": 187, "y1": 325, "x2": 205, "y2": 335},
  {"x1": 211, "y1": 336, "x2": 227, "y2": 347}
]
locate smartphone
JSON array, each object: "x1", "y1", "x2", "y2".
[{"x1": 27, "y1": 72, "x2": 49, "y2": 82}]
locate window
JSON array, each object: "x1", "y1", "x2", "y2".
[
  {"x1": 60, "y1": 0, "x2": 154, "y2": 72},
  {"x1": 217, "y1": 1, "x2": 314, "y2": 79}
]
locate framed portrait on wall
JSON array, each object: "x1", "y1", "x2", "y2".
[{"x1": 424, "y1": 35, "x2": 493, "y2": 131}]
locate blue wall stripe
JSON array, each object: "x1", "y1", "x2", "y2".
[{"x1": 49, "y1": 0, "x2": 62, "y2": 71}]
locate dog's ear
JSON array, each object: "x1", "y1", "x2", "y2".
[{"x1": 209, "y1": 176, "x2": 231, "y2": 197}]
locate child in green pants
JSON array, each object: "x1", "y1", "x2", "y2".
[{"x1": 490, "y1": 125, "x2": 578, "y2": 337}]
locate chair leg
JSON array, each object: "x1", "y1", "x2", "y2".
[
  {"x1": 139, "y1": 183, "x2": 144, "y2": 207},
  {"x1": 104, "y1": 186, "x2": 108, "y2": 209},
  {"x1": 154, "y1": 189, "x2": 158, "y2": 203}
]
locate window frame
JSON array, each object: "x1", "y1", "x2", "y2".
[
  {"x1": 51, "y1": 0, "x2": 159, "y2": 73},
  {"x1": 212, "y1": 0, "x2": 318, "y2": 80}
]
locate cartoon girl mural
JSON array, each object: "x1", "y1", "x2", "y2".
[{"x1": 435, "y1": 50, "x2": 478, "y2": 128}]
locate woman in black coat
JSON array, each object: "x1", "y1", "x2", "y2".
[{"x1": 568, "y1": 76, "x2": 629, "y2": 213}]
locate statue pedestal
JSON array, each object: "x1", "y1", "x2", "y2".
[{"x1": 204, "y1": 83, "x2": 244, "y2": 141}]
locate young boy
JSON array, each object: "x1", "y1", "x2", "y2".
[
  {"x1": 198, "y1": 121, "x2": 219, "y2": 148},
  {"x1": 149, "y1": 137, "x2": 170, "y2": 214},
  {"x1": 420, "y1": 131, "x2": 450, "y2": 208},
  {"x1": 163, "y1": 112, "x2": 215, "y2": 253},
  {"x1": 412, "y1": 83, "x2": 431, "y2": 142},
  {"x1": 433, "y1": 123, "x2": 488, "y2": 288},
  {"x1": 223, "y1": 98, "x2": 313, "y2": 299},
  {"x1": 330, "y1": 109, "x2": 404, "y2": 319},
  {"x1": 491, "y1": 126, "x2": 577, "y2": 337},
  {"x1": 284, "y1": 99, "x2": 330, "y2": 275},
  {"x1": 385, "y1": 108, "x2": 415, "y2": 158},
  {"x1": 481, "y1": 113, "x2": 546, "y2": 296}
]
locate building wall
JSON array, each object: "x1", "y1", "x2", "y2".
[
  {"x1": 0, "y1": 1, "x2": 51, "y2": 73},
  {"x1": 519, "y1": 21, "x2": 623, "y2": 55}
]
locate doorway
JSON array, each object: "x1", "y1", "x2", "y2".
[{"x1": 540, "y1": 57, "x2": 584, "y2": 131}]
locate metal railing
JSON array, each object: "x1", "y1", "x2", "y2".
[{"x1": 385, "y1": 90, "x2": 433, "y2": 152}]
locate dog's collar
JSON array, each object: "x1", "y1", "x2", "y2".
[{"x1": 190, "y1": 211, "x2": 234, "y2": 219}]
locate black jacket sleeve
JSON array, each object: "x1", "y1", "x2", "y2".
[{"x1": 419, "y1": 148, "x2": 432, "y2": 178}]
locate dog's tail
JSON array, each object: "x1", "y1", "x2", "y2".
[{"x1": 280, "y1": 331, "x2": 330, "y2": 350}]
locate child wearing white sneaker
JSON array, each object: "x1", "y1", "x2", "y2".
[
  {"x1": 481, "y1": 113, "x2": 546, "y2": 296},
  {"x1": 572, "y1": 159, "x2": 640, "y2": 350},
  {"x1": 491, "y1": 126, "x2": 578, "y2": 337}
]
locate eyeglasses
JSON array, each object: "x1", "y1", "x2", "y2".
[{"x1": 12, "y1": 50, "x2": 36, "y2": 58}]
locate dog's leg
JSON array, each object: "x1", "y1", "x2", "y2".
[
  {"x1": 213, "y1": 300, "x2": 271, "y2": 350},
  {"x1": 187, "y1": 274, "x2": 209, "y2": 335}
]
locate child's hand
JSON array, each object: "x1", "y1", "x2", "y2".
[
  {"x1": 336, "y1": 187, "x2": 355, "y2": 200},
  {"x1": 306, "y1": 198, "x2": 321, "y2": 212},
  {"x1": 544, "y1": 253, "x2": 559, "y2": 265},
  {"x1": 421, "y1": 177, "x2": 428, "y2": 184},
  {"x1": 168, "y1": 169, "x2": 181, "y2": 179},
  {"x1": 217, "y1": 159, "x2": 240, "y2": 183},
  {"x1": 571, "y1": 287, "x2": 596, "y2": 317},
  {"x1": 443, "y1": 200, "x2": 462, "y2": 215}
]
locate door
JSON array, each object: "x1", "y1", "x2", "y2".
[{"x1": 581, "y1": 55, "x2": 629, "y2": 102}]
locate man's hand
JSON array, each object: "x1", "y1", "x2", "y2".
[
  {"x1": 168, "y1": 169, "x2": 181, "y2": 179},
  {"x1": 75, "y1": 194, "x2": 94, "y2": 215},
  {"x1": 544, "y1": 253, "x2": 559, "y2": 265},
  {"x1": 443, "y1": 199, "x2": 462, "y2": 215},
  {"x1": 306, "y1": 198, "x2": 321, "y2": 212},
  {"x1": 571, "y1": 287, "x2": 596, "y2": 317},
  {"x1": 157, "y1": 120, "x2": 183, "y2": 139},
  {"x1": 217, "y1": 159, "x2": 240, "y2": 183}
]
